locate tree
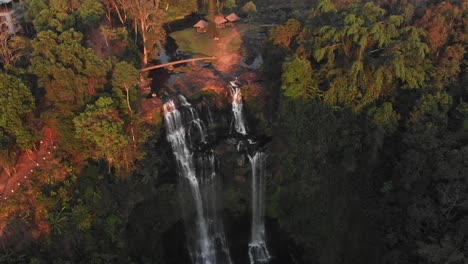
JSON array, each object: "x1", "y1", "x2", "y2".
[
  {"x1": 112, "y1": 61, "x2": 139, "y2": 114},
  {"x1": 0, "y1": 73, "x2": 35, "y2": 150},
  {"x1": 309, "y1": 0, "x2": 430, "y2": 111},
  {"x1": 0, "y1": 130, "x2": 17, "y2": 177},
  {"x1": 415, "y1": 1, "x2": 466, "y2": 86},
  {"x1": 268, "y1": 18, "x2": 301, "y2": 50},
  {"x1": 25, "y1": 0, "x2": 77, "y2": 32},
  {"x1": 242, "y1": 1, "x2": 257, "y2": 15},
  {"x1": 281, "y1": 55, "x2": 319, "y2": 100},
  {"x1": 29, "y1": 29, "x2": 110, "y2": 113},
  {"x1": 101, "y1": 0, "x2": 130, "y2": 25},
  {"x1": 367, "y1": 102, "x2": 400, "y2": 133},
  {"x1": 128, "y1": 0, "x2": 166, "y2": 65},
  {"x1": 224, "y1": 0, "x2": 236, "y2": 12},
  {"x1": 73, "y1": 97, "x2": 129, "y2": 172},
  {"x1": 0, "y1": 32, "x2": 30, "y2": 67},
  {"x1": 77, "y1": 0, "x2": 105, "y2": 26},
  {"x1": 99, "y1": 26, "x2": 128, "y2": 47},
  {"x1": 48, "y1": 207, "x2": 69, "y2": 235}
]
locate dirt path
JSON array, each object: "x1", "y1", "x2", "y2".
[
  {"x1": 0, "y1": 128, "x2": 59, "y2": 201},
  {"x1": 212, "y1": 26, "x2": 243, "y2": 74}
]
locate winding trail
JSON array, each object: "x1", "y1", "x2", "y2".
[{"x1": 0, "y1": 128, "x2": 59, "y2": 201}]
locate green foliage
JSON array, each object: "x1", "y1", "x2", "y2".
[
  {"x1": 71, "y1": 204, "x2": 93, "y2": 232},
  {"x1": 77, "y1": 0, "x2": 105, "y2": 26},
  {"x1": 0, "y1": 33, "x2": 31, "y2": 67},
  {"x1": 73, "y1": 97, "x2": 130, "y2": 171},
  {"x1": 367, "y1": 102, "x2": 400, "y2": 133},
  {"x1": 0, "y1": 73, "x2": 35, "y2": 150},
  {"x1": 48, "y1": 206, "x2": 69, "y2": 235},
  {"x1": 29, "y1": 29, "x2": 110, "y2": 113},
  {"x1": 242, "y1": 1, "x2": 257, "y2": 15},
  {"x1": 104, "y1": 214, "x2": 124, "y2": 248},
  {"x1": 268, "y1": 18, "x2": 301, "y2": 50},
  {"x1": 380, "y1": 181, "x2": 393, "y2": 193},
  {"x1": 309, "y1": 0, "x2": 431, "y2": 111},
  {"x1": 224, "y1": 0, "x2": 237, "y2": 11},
  {"x1": 112, "y1": 61, "x2": 139, "y2": 114},
  {"x1": 26, "y1": 0, "x2": 77, "y2": 32},
  {"x1": 316, "y1": 0, "x2": 336, "y2": 13},
  {"x1": 272, "y1": 97, "x2": 376, "y2": 263},
  {"x1": 112, "y1": 62, "x2": 138, "y2": 91},
  {"x1": 1, "y1": 0, "x2": 466, "y2": 263},
  {"x1": 0, "y1": 132, "x2": 17, "y2": 173},
  {"x1": 99, "y1": 26, "x2": 128, "y2": 47},
  {"x1": 409, "y1": 92, "x2": 452, "y2": 130},
  {"x1": 281, "y1": 55, "x2": 319, "y2": 100},
  {"x1": 161, "y1": 0, "x2": 198, "y2": 21},
  {"x1": 128, "y1": 0, "x2": 166, "y2": 64},
  {"x1": 0, "y1": 252, "x2": 26, "y2": 264}
]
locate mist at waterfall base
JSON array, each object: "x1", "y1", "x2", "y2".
[{"x1": 160, "y1": 86, "x2": 287, "y2": 264}]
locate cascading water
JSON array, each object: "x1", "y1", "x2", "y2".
[
  {"x1": 248, "y1": 152, "x2": 271, "y2": 264},
  {"x1": 163, "y1": 98, "x2": 232, "y2": 264},
  {"x1": 229, "y1": 79, "x2": 247, "y2": 135},
  {"x1": 178, "y1": 95, "x2": 206, "y2": 148},
  {"x1": 197, "y1": 155, "x2": 233, "y2": 264},
  {"x1": 163, "y1": 100, "x2": 214, "y2": 264}
]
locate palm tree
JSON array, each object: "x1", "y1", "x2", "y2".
[{"x1": 48, "y1": 206, "x2": 69, "y2": 235}]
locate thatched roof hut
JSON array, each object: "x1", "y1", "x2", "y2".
[
  {"x1": 225, "y1": 13, "x2": 240, "y2": 26},
  {"x1": 214, "y1": 15, "x2": 227, "y2": 28},
  {"x1": 193, "y1": 19, "x2": 208, "y2": 33},
  {"x1": 226, "y1": 13, "x2": 240, "y2": 22}
]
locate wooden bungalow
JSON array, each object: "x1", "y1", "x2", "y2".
[
  {"x1": 225, "y1": 13, "x2": 240, "y2": 27},
  {"x1": 214, "y1": 15, "x2": 227, "y2": 29},
  {"x1": 193, "y1": 19, "x2": 208, "y2": 33}
]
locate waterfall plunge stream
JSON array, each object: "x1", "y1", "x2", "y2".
[
  {"x1": 164, "y1": 80, "x2": 270, "y2": 263},
  {"x1": 229, "y1": 80, "x2": 247, "y2": 135},
  {"x1": 248, "y1": 152, "x2": 271, "y2": 264},
  {"x1": 163, "y1": 97, "x2": 232, "y2": 264},
  {"x1": 229, "y1": 79, "x2": 270, "y2": 262}
]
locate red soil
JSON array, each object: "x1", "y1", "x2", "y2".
[{"x1": 0, "y1": 127, "x2": 59, "y2": 200}]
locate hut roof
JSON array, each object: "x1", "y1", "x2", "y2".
[
  {"x1": 214, "y1": 15, "x2": 227, "y2": 24},
  {"x1": 193, "y1": 20, "x2": 208, "y2": 28},
  {"x1": 226, "y1": 13, "x2": 240, "y2": 22}
]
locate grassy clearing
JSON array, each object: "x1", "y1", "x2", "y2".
[{"x1": 170, "y1": 23, "x2": 259, "y2": 56}]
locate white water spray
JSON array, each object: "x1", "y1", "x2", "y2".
[
  {"x1": 163, "y1": 101, "x2": 215, "y2": 264},
  {"x1": 164, "y1": 98, "x2": 232, "y2": 264},
  {"x1": 198, "y1": 155, "x2": 233, "y2": 264},
  {"x1": 248, "y1": 152, "x2": 271, "y2": 264},
  {"x1": 229, "y1": 78, "x2": 247, "y2": 135}
]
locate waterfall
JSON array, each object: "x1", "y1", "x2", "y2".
[
  {"x1": 163, "y1": 100, "x2": 214, "y2": 264},
  {"x1": 197, "y1": 155, "x2": 233, "y2": 264},
  {"x1": 206, "y1": 105, "x2": 215, "y2": 130},
  {"x1": 229, "y1": 79, "x2": 247, "y2": 135},
  {"x1": 163, "y1": 98, "x2": 232, "y2": 264},
  {"x1": 248, "y1": 152, "x2": 271, "y2": 264},
  {"x1": 178, "y1": 95, "x2": 207, "y2": 149}
]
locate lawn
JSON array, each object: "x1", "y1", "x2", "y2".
[{"x1": 170, "y1": 23, "x2": 259, "y2": 57}]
